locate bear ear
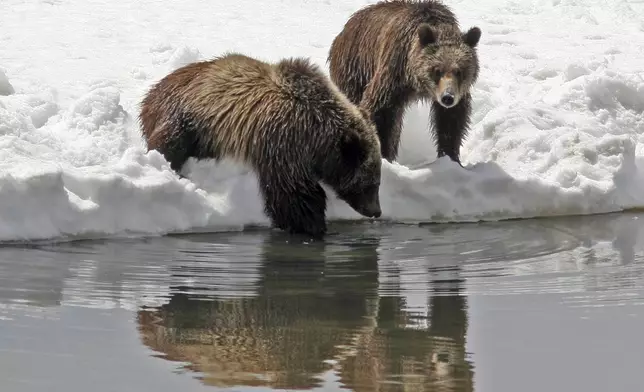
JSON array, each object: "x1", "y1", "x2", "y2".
[
  {"x1": 418, "y1": 23, "x2": 436, "y2": 46},
  {"x1": 462, "y1": 26, "x2": 482, "y2": 48},
  {"x1": 340, "y1": 131, "x2": 367, "y2": 168}
]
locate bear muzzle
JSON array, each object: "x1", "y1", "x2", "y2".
[
  {"x1": 338, "y1": 188, "x2": 382, "y2": 219},
  {"x1": 360, "y1": 199, "x2": 382, "y2": 219},
  {"x1": 369, "y1": 206, "x2": 382, "y2": 218},
  {"x1": 436, "y1": 75, "x2": 459, "y2": 109}
]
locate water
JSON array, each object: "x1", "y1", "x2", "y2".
[{"x1": 1, "y1": 212, "x2": 643, "y2": 392}]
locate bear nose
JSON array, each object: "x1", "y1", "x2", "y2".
[
  {"x1": 372, "y1": 208, "x2": 382, "y2": 218},
  {"x1": 441, "y1": 94, "x2": 454, "y2": 107}
]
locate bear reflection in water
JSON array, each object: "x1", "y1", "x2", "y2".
[{"x1": 137, "y1": 232, "x2": 473, "y2": 391}]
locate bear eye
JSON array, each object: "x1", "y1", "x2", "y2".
[
  {"x1": 454, "y1": 69, "x2": 463, "y2": 79},
  {"x1": 432, "y1": 69, "x2": 442, "y2": 81}
]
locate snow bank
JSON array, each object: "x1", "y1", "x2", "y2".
[
  {"x1": 0, "y1": 69, "x2": 14, "y2": 96},
  {"x1": 1, "y1": 0, "x2": 644, "y2": 242}
]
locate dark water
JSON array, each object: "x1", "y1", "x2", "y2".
[{"x1": 1, "y1": 213, "x2": 644, "y2": 392}]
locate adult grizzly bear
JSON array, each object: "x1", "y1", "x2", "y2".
[
  {"x1": 328, "y1": 0, "x2": 482, "y2": 165},
  {"x1": 139, "y1": 53, "x2": 383, "y2": 238}
]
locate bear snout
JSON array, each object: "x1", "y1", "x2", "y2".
[
  {"x1": 436, "y1": 76, "x2": 458, "y2": 108},
  {"x1": 362, "y1": 200, "x2": 382, "y2": 218}
]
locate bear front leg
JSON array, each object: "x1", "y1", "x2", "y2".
[
  {"x1": 258, "y1": 176, "x2": 328, "y2": 239},
  {"x1": 431, "y1": 93, "x2": 472, "y2": 166}
]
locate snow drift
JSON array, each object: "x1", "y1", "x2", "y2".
[{"x1": 1, "y1": 0, "x2": 644, "y2": 242}]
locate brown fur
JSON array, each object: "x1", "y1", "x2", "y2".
[
  {"x1": 139, "y1": 53, "x2": 382, "y2": 238},
  {"x1": 328, "y1": 0, "x2": 482, "y2": 164}
]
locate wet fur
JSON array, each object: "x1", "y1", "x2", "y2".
[
  {"x1": 139, "y1": 53, "x2": 382, "y2": 238},
  {"x1": 328, "y1": 0, "x2": 481, "y2": 164}
]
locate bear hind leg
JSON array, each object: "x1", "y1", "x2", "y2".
[
  {"x1": 372, "y1": 105, "x2": 405, "y2": 162},
  {"x1": 161, "y1": 132, "x2": 199, "y2": 173},
  {"x1": 431, "y1": 93, "x2": 472, "y2": 166},
  {"x1": 359, "y1": 73, "x2": 407, "y2": 162},
  {"x1": 259, "y1": 175, "x2": 328, "y2": 238},
  {"x1": 155, "y1": 112, "x2": 211, "y2": 173}
]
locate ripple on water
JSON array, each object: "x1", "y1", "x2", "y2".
[
  {"x1": 0, "y1": 213, "x2": 643, "y2": 391},
  {"x1": 372, "y1": 214, "x2": 644, "y2": 318}
]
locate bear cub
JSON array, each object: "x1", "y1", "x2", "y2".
[
  {"x1": 328, "y1": 0, "x2": 482, "y2": 165},
  {"x1": 139, "y1": 53, "x2": 383, "y2": 238}
]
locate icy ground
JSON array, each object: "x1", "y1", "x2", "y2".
[{"x1": 1, "y1": 0, "x2": 644, "y2": 242}]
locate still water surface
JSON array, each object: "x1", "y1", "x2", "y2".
[{"x1": 1, "y1": 213, "x2": 644, "y2": 391}]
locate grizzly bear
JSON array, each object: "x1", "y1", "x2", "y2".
[
  {"x1": 327, "y1": 0, "x2": 482, "y2": 165},
  {"x1": 139, "y1": 53, "x2": 383, "y2": 238}
]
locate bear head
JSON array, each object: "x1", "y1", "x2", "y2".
[
  {"x1": 323, "y1": 110, "x2": 383, "y2": 219},
  {"x1": 408, "y1": 23, "x2": 482, "y2": 109}
]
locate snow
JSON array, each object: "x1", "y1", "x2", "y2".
[
  {"x1": 1, "y1": 0, "x2": 644, "y2": 242},
  {"x1": 0, "y1": 69, "x2": 14, "y2": 96}
]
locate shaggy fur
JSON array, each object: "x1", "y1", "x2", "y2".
[
  {"x1": 327, "y1": 0, "x2": 482, "y2": 164},
  {"x1": 139, "y1": 53, "x2": 383, "y2": 238}
]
